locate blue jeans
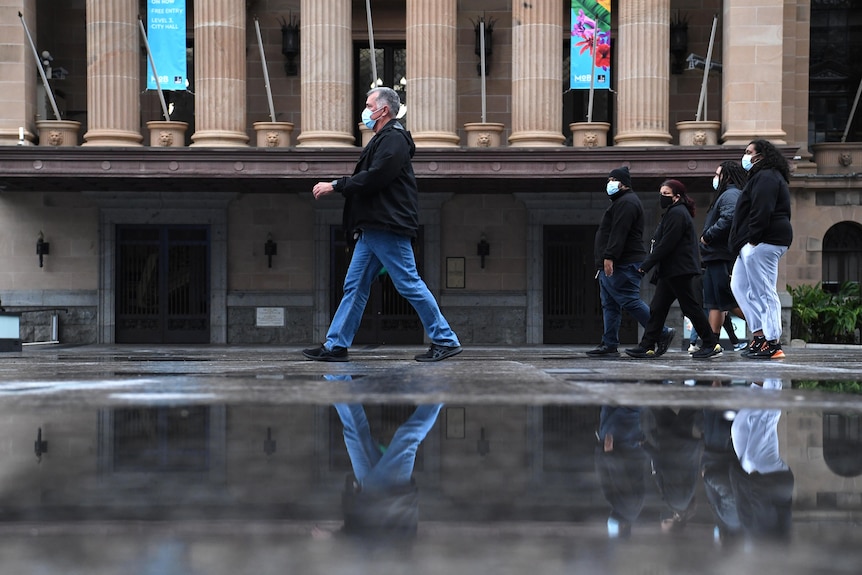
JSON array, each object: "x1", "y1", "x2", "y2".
[
  {"x1": 326, "y1": 228, "x2": 460, "y2": 350},
  {"x1": 598, "y1": 263, "x2": 657, "y2": 348},
  {"x1": 334, "y1": 402, "x2": 443, "y2": 493}
]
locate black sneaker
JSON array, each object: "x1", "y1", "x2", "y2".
[
  {"x1": 415, "y1": 344, "x2": 462, "y2": 362},
  {"x1": 748, "y1": 340, "x2": 785, "y2": 360},
  {"x1": 692, "y1": 343, "x2": 723, "y2": 359},
  {"x1": 302, "y1": 344, "x2": 349, "y2": 362},
  {"x1": 740, "y1": 335, "x2": 766, "y2": 358},
  {"x1": 625, "y1": 346, "x2": 656, "y2": 359},
  {"x1": 655, "y1": 328, "x2": 676, "y2": 357},
  {"x1": 586, "y1": 343, "x2": 619, "y2": 357}
]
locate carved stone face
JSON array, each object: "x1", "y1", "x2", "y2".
[
  {"x1": 840, "y1": 152, "x2": 853, "y2": 167},
  {"x1": 477, "y1": 132, "x2": 492, "y2": 148},
  {"x1": 582, "y1": 132, "x2": 598, "y2": 148},
  {"x1": 48, "y1": 130, "x2": 63, "y2": 146},
  {"x1": 692, "y1": 130, "x2": 708, "y2": 146},
  {"x1": 158, "y1": 131, "x2": 174, "y2": 147},
  {"x1": 266, "y1": 131, "x2": 280, "y2": 147}
]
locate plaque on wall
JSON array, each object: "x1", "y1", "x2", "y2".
[
  {"x1": 446, "y1": 257, "x2": 466, "y2": 289},
  {"x1": 256, "y1": 307, "x2": 285, "y2": 327}
]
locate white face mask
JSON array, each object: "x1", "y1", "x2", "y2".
[
  {"x1": 712, "y1": 176, "x2": 720, "y2": 191},
  {"x1": 606, "y1": 181, "x2": 620, "y2": 195},
  {"x1": 742, "y1": 154, "x2": 755, "y2": 171}
]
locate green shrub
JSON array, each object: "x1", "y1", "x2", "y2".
[{"x1": 788, "y1": 281, "x2": 862, "y2": 344}]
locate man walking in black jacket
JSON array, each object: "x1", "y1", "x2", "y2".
[{"x1": 303, "y1": 87, "x2": 461, "y2": 362}]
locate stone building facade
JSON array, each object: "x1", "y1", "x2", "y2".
[{"x1": 0, "y1": 0, "x2": 860, "y2": 346}]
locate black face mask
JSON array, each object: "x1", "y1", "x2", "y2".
[{"x1": 660, "y1": 195, "x2": 675, "y2": 209}]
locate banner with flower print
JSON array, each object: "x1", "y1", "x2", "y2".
[{"x1": 570, "y1": 0, "x2": 611, "y2": 90}]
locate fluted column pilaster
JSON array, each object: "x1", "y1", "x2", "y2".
[
  {"x1": 509, "y1": 0, "x2": 564, "y2": 147},
  {"x1": 191, "y1": 0, "x2": 248, "y2": 147},
  {"x1": 614, "y1": 0, "x2": 672, "y2": 146},
  {"x1": 295, "y1": 0, "x2": 354, "y2": 147},
  {"x1": 82, "y1": 0, "x2": 142, "y2": 146},
  {"x1": 721, "y1": 0, "x2": 786, "y2": 145},
  {"x1": 0, "y1": 0, "x2": 37, "y2": 145},
  {"x1": 406, "y1": 0, "x2": 459, "y2": 147}
]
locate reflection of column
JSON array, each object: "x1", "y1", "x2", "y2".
[
  {"x1": 407, "y1": 0, "x2": 459, "y2": 147},
  {"x1": 614, "y1": 0, "x2": 672, "y2": 146},
  {"x1": 721, "y1": 0, "x2": 786, "y2": 145},
  {"x1": 191, "y1": 0, "x2": 248, "y2": 147},
  {"x1": 82, "y1": 0, "x2": 142, "y2": 146},
  {"x1": 1, "y1": 0, "x2": 36, "y2": 145},
  {"x1": 295, "y1": 0, "x2": 354, "y2": 147},
  {"x1": 509, "y1": 0, "x2": 565, "y2": 147}
]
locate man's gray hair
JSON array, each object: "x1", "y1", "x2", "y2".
[{"x1": 368, "y1": 87, "x2": 401, "y2": 117}]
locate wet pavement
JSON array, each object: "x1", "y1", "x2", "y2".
[{"x1": 1, "y1": 343, "x2": 861, "y2": 574}]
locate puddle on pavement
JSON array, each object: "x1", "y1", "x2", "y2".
[{"x1": 1, "y1": 379, "x2": 861, "y2": 574}]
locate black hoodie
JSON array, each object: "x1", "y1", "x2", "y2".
[{"x1": 728, "y1": 167, "x2": 792, "y2": 255}]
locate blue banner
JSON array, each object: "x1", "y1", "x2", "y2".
[
  {"x1": 147, "y1": 0, "x2": 187, "y2": 91},
  {"x1": 570, "y1": 1, "x2": 611, "y2": 90}
]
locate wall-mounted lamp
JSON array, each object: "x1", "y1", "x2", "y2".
[
  {"x1": 264, "y1": 426, "x2": 277, "y2": 456},
  {"x1": 670, "y1": 14, "x2": 689, "y2": 75},
  {"x1": 35, "y1": 427, "x2": 48, "y2": 462},
  {"x1": 477, "y1": 427, "x2": 490, "y2": 456},
  {"x1": 264, "y1": 234, "x2": 277, "y2": 268},
  {"x1": 36, "y1": 231, "x2": 50, "y2": 268},
  {"x1": 471, "y1": 16, "x2": 495, "y2": 76},
  {"x1": 477, "y1": 233, "x2": 490, "y2": 269},
  {"x1": 279, "y1": 13, "x2": 300, "y2": 76}
]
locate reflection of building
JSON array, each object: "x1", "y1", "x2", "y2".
[{"x1": 1, "y1": 1, "x2": 861, "y2": 346}]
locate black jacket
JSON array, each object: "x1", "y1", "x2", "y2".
[
  {"x1": 594, "y1": 188, "x2": 647, "y2": 268},
  {"x1": 728, "y1": 167, "x2": 793, "y2": 255},
  {"x1": 640, "y1": 202, "x2": 701, "y2": 279},
  {"x1": 335, "y1": 119, "x2": 419, "y2": 239},
  {"x1": 700, "y1": 185, "x2": 742, "y2": 263}
]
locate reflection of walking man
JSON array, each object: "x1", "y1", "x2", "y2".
[
  {"x1": 588, "y1": 167, "x2": 673, "y2": 357},
  {"x1": 303, "y1": 87, "x2": 461, "y2": 363}
]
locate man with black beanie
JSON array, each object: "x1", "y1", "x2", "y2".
[{"x1": 588, "y1": 166, "x2": 674, "y2": 357}]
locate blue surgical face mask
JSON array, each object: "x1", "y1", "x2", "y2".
[
  {"x1": 606, "y1": 181, "x2": 620, "y2": 195},
  {"x1": 712, "y1": 176, "x2": 720, "y2": 191},
  {"x1": 362, "y1": 107, "x2": 382, "y2": 130},
  {"x1": 742, "y1": 153, "x2": 755, "y2": 171}
]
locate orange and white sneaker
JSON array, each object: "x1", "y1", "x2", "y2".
[{"x1": 748, "y1": 340, "x2": 785, "y2": 359}]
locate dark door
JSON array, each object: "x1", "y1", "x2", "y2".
[
  {"x1": 330, "y1": 226, "x2": 423, "y2": 345},
  {"x1": 543, "y1": 225, "x2": 637, "y2": 344},
  {"x1": 115, "y1": 225, "x2": 210, "y2": 344}
]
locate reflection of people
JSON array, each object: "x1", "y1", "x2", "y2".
[
  {"x1": 626, "y1": 180, "x2": 721, "y2": 359},
  {"x1": 730, "y1": 379, "x2": 794, "y2": 540},
  {"x1": 595, "y1": 406, "x2": 650, "y2": 538},
  {"x1": 701, "y1": 406, "x2": 743, "y2": 544},
  {"x1": 304, "y1": 86, "x2": 461, "y2": 363},
  {"x1": 641, "y1": 407, "x2": 703, "y2": 532},
  {"x1": 729, "y1": 140, "x2": 793, "y2": 359},
  {"x1": 589, "y1": 166, "x2": 673, "y2": 357},
  {"x1": 333, "y1": 402, "x2": 443, "y2": 540},
  {"x1": 697, "y1": 161, "x2": 748, "y2": 351}
]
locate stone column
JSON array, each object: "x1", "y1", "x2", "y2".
[
  {"x1": 82, "y1": 0, "x2": 142, "y2": 146},
  {"x1": 721, "y1": 0, "x2": 787, "y2": 145},
  {"x1": 508, "y1": 0, "x2": 565, "y2": 147},
  {"x1": 295, "y1": 0, "x2": 354, "y2": 147},
  {"x1": 191, "y1": 0, "x2": 248, "y2": 147},
  {"x1": 614, "y1": 0, "x2": 672, "y2": 146},
  {"x1": 0, "y1": 0, "x2": 37, "y2": 145},
  {"x1": 406, "y1": 0, "x2": 459, "y2": 147}
]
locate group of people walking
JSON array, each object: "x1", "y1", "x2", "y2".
[{"x1": 590, "y1": 139, "x2": 793, "y2": 360}]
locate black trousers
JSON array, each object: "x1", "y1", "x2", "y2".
[{"x1": 641, "y1": 274, "x2": 716, "y2": 350}]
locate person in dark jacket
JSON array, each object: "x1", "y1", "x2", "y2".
[
  {"x1": 697, "y1": 161, "x2": 748, "y2": 349},
  {"x1": 626, "y1": 180, "x2": 722, "y2": 359},
  {"x1": 589, "y1": 166, "x2": 674, "y2": 357},
  {"x1": 729, "y1": 139, "x2": 793, "y2": 360},
  {"x1": 304, "y1": 87, "x2": 461, "y2": 363}
]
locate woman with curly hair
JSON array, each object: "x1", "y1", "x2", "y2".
[
  {"x1": 626, "y1": 179, "x2": 721, "y2": 360},
  {"x1": 728, "y1": 140, "x2": 793, "y2": 359}
]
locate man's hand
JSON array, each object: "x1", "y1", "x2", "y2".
[
  {"x1": 312, "y1": 181, "x2": 335, "y2": 199},
  {"x1": 603, "y1": 258, "x2": 614, "y2": 277}
]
